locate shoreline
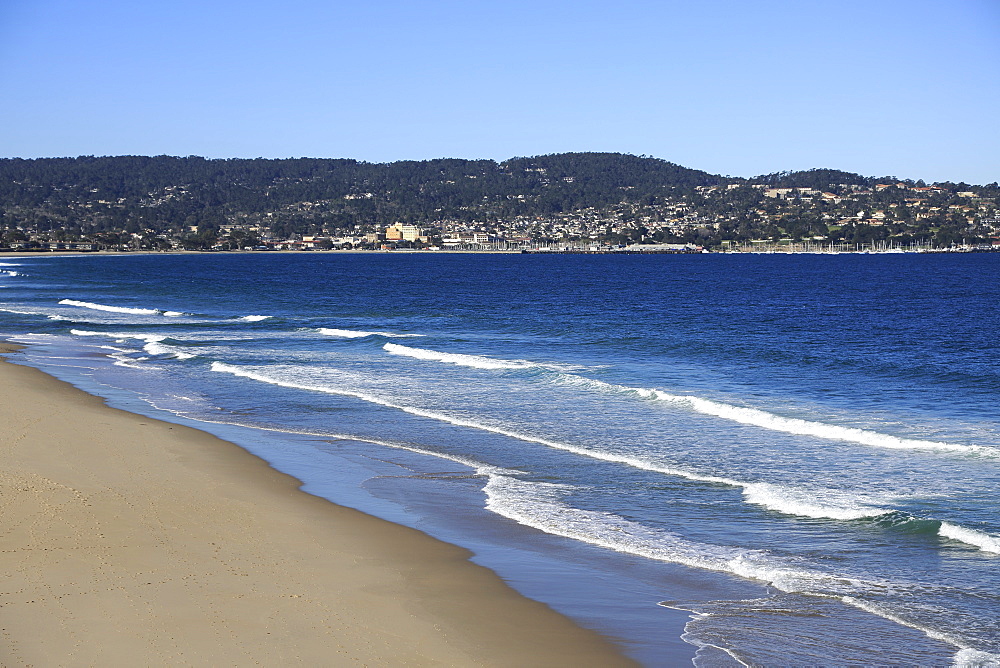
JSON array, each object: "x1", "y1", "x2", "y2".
[
  {"x1": 0, "y1": 343, "x2": 636, "y2": 666},
  {"x1": 3, "y1": 246, "x2": 998, "y2": 258}
]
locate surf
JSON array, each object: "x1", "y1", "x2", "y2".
[
  {"x1": 58, "y1": 299, "x2": 185, "y2": 317},
  {"x1": 553, "y1": 373, "x2": 992, "y2": 456},
  {"x1": 70, "y1": 329, "x2": 196, "y2": 360},
  {"x1": 318, "y1": 328, "x2": 422, "y2": 339}
]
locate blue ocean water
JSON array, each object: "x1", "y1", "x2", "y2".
[{"x1": 1, "y1": 252, "x2": 998, "y2": 666}]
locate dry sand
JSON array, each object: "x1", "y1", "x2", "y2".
[{"x1": 0, "y1": 343, "x2": 635, "y2": 666}]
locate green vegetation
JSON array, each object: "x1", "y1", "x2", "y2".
[{"x1": 1, "y1": 154, "x2": 997, "y2": 250}]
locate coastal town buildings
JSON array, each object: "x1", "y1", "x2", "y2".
[{"x1": 2, "y1": 156, "x2": 997, "y2": 253}]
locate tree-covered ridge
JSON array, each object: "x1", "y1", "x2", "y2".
[
  {"x1": 0, "y1": 153, "x2": 997, "y2": 250},
  {"x1": 0, "y1": 152, "x2": 717, "y2": 227}
]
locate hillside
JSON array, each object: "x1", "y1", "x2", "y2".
[{"x1": 1, "y1": 153, "x2": 997, "y2": 250}]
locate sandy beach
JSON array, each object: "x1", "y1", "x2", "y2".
[{"x1": 0, "y1": 343, "x2": 635, "y2": 666}]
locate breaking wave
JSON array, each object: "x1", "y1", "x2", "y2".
[
  {"x1": 208, "y1": 361, "x2": 895, "y2": 523},
  {"x1": 938, "y1": 523, "x2": 1000, "y2": 554},
  {"x1": 0, "y1": 307, "x2": 45, "y2": 316},
  {"x1": 59, "y1": 299, "x2": 185, "y2": 316},
  {"x1": 489, "y1": 477, "x2": 1000, "y2": 665},
  {"x1": 383, "y1": 343, "x2": 533, "y2": 369},
  {"x1": 238, "y1": 315, "x2": 272, "y2": 322},
  {"x1": 556, "y1": 374, "x2": 990, "y2": 456},
  {"x1": 382, "y1": 342, "x2": 579, "y2": 371},
  {"x1": 318, "y1": 328, "x2": 422, "y2": 339},
  {"x1": 70, "y1": 329, "x2": 196, "y2": 360},
  {"x1": 484, "y1": 474, "x2": 880, "y2": 596}
]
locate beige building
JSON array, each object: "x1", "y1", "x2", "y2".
[{"x1": 385, "y1": 224, "x2": 425, "y2": 242}]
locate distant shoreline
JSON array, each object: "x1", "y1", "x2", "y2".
[{"x1": 3, "y1": 246, "x2": 997, "y2": 257}]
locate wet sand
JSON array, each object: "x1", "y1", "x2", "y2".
[{"x1": 0, "y1": 343, "x2": 635, "y2": 666}]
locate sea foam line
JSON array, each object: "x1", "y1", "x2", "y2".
[
  {"x1": 383, "y1": 342, "x2": 532, "y2": 369},
  {"x1": 238, "y1": 315, "x2": 272, "y2": 322},
  {"x1": 208, "y1": 362, "x2": 891, "y2": 522},
  {"x1": 0, "y1": 307, "x2": 45, "y2": 316},
  {"x1": 139, "y1": 373, "x2": 879, "y2": 596},
  {"x1": 556, "y1": 374, "x2": 990, "y2": 456},
  {"x1": 146, "y1": 396, "x2": 505, "y2": 478},
  {"x1": 490, "y1": 475, "x2": 998, "y2": 664},
  {"x1": 938, "y1": 523, "x2": 1000, "y2": 554},
  {"x1": 380, "y1": 342, "x2": 977, "y2": 458},
  {"x1": 484, "y1": 474, "x2": 883, "y2": 596},
  {"x1": 841, "y1": 597, "x2": 1000, "y2": 667},
  {"x1": 382, "y1": 342, "x2": 580, "y2": 371},
  {"x1": 70, "y1": 329, "x2": 196, "y2": 360},
  {"x1": 59, "y1": 299, "x2": 186, "y2": 317},
  {"x1": 319, "y1": 328, "x2": 422, "y2": 339}
]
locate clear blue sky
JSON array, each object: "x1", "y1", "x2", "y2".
[{"x1": 2, "y1": 0, "x2": 998, "y2": 183}]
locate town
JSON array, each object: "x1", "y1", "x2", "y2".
[{"x1": 2, "y1": 154, "x2": 998, "y2": 253}]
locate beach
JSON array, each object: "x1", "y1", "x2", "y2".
[{"x1": 0, "y1": 342, "x2": 634, "y2": 666}]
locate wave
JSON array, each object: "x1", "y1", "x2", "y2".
[
  {"x1": 147, "y1": 393, "x2": 506, "y2": 479},
  {"x1": 375, "y1": 343, "x2": 981, "y2": 458},
  {"x1": 238, "y1": 315, "x2": 272, "y2": 322},
  {"x1": 842, "y1": 597, "x2": 1000, "y2": 667},
  {"x1": 938, "y1": 522, "x2": 1000, "y2": 554},
  {"x1": 740, "y1": 482, "x2": 890, "y2": 521},
  {"x1": 1, "y1": 270, "x2": 20, "y2": 277},
  {"x1": 0, "y1": 307, "x2": 46, "y2": 316},
  {"x1": 488, "y1": 476, "x2": 999, "y2": 665},
  {"x1": 383, "y1": 343, "x2": 534, "y2": 369},
  {"x1": 70, "y1": 329, "x2": 196, "y2": 360},
  {"x1": 382, "y1": 342, "x2": 579, "y2": 371},
  {"x1": 318, "y1": 328, "x2": 422, "y2": 339},
  {"x1": 58, "y1": 299, "x2": 186, "y2": 316},
  {"x1": 953, "y1": 648, "x2": 1000, "y2": 667},
  {"x1": 483, "y1": 474, "x2": 879, "y2": 595},
  {"x1": 208, "y1": 362, "x2": 897, "y2": 523},
  {"x1": 556, "y1": 374, "x2": 989, "y2": 456}
]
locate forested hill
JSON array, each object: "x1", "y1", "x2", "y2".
[
  {"x1": 2, "y1": 153, "x2": 996, "y2": 250},
  {"x1": 0, "y1": 153, "x2": 722, "y2": 233}
]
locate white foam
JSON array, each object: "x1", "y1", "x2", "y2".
[
  {"x1": 59, "y1": 299, "x2": 161, "y2": 315},
  {"x1": 143, "y1": 394, "x2": 507, "y2": 480},
  {"x1": 383, "y1": 343, "x2": 533, "y2": 369},
  {"x1": 0, "y1": 307, "x2": 45, "y2": 316},
  {"x1": 953, "y1": 648, "x2": 1000, "y2": 667},
  {"x1": 842, "y1": 597, "x2": 1000, "y2": 666},
  {"x1": 673, "y1": 393, "x2": 980, "y2": 454},
  {"x1": 238, "y1": 315, "x2": 272, "y2": 322},
  {"x1": 163, "y1": 311, "x2": 187, "y2": 317},
  {"x1": 1, "y1": 270, "x2": 20, "y2": 277},
  {"x1": 208, "y1": 362, "x2": 892, "y2": 522},
  {"x1": 483, "y1": 474, "x2": 876, "y2": 596},
  {"x1": 318, "y1": 328, "x2": 421, "y2": 339},
  {"x1": 109, "y1": 351, "x2": 148, "y2": 368},
  {"x1": 939, "y1": 522, "x2": 1000, "y2": 554},
  {"x1": 558, "y1": 374, "x2": 988, "y2": 456},
  {"x1": 70, "y1": 329, "x2": 195, "y2": 360},
  {"x1": 741, "y1": 482, "x2": 890, "y2": 520},
  {"x1": 382, "y1": 342, "x2": 579, "y2": 371}
]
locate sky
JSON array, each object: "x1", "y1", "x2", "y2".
[{"x1": 1, "y1": 0, "x2": 998, "y2": 183}]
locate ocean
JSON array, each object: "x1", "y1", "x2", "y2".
[{"x1": 1, "y1": 251, "x2": 998, "y2": 666}]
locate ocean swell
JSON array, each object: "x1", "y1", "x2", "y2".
[
  {"x1": 319, "y1": 328, "x2": 422, "y2": 339},
  {"x1": 208, "y1": 362, "x2": 898, "y2": 523},
  {"x1": 59, "y1": 299, "x2": 185, "y2": 316},
  {"x1": 554, "y1": 373, "x2": 988, "y2": 456}
]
